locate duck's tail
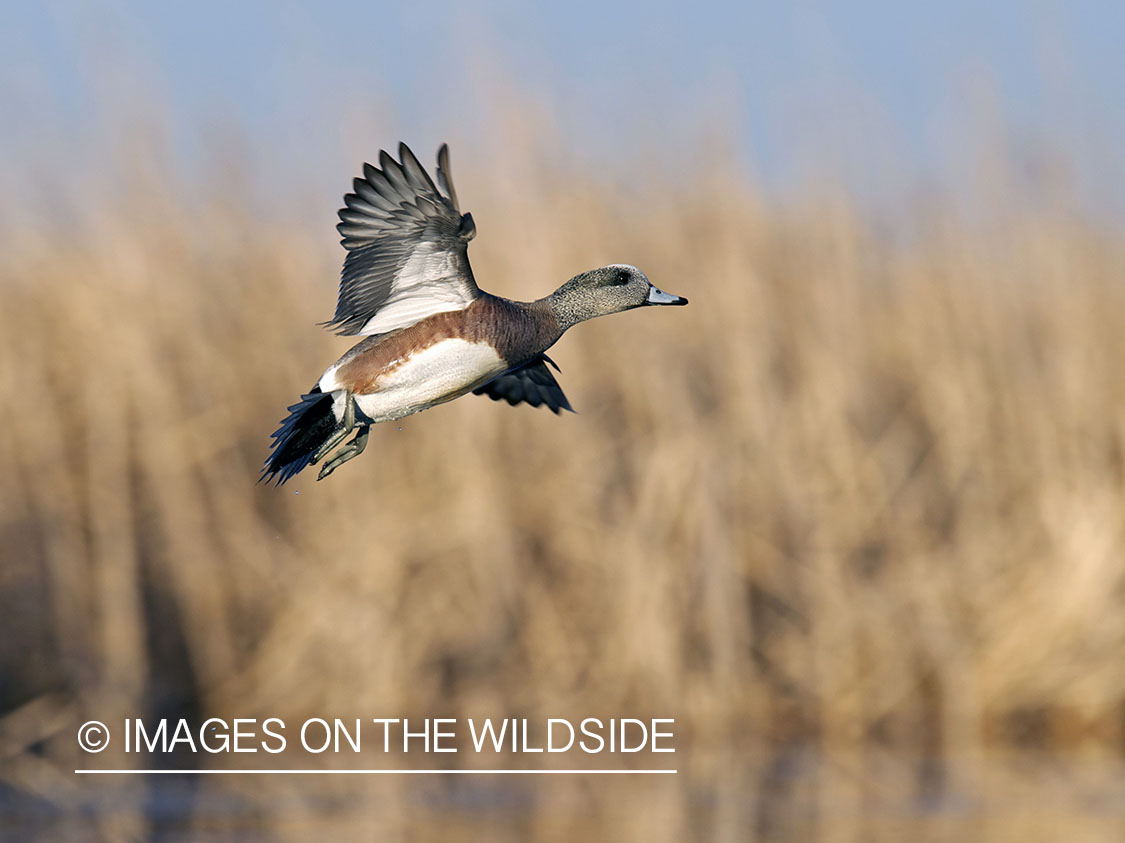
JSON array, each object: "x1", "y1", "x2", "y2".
[{"x1": 260, "y1": 386, "x2": 337, "y2": 485}]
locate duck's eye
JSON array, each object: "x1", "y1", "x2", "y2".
[{"x1": 613, "y1": 271, "x2": 632, "y2": 285}]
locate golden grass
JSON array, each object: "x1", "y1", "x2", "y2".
[{"x1": 2, "y1": 131, "x2": 1125, "y2": 838}]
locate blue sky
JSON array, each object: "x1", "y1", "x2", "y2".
[{"x1": 2, "y1": 1, "x2": 1123, "y2": 217}]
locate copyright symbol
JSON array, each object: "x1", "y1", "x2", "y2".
[{"x1": 77, "y1": 720, "x2": 110, "y2": 753}]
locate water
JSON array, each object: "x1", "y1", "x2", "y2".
[{"x1": 10, "y1": 749, "x2": 1125, "y2": 841}]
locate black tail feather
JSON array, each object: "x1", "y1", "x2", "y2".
[{"x1": 260, "y1": 386, "x2": 337, "y2": 485}]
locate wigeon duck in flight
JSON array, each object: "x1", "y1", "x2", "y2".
[{"x1": 262, "y1": 143, "x2": 688, "y2": 484}]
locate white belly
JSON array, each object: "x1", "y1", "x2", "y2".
[{"x1": 320, "y1": 338, "x2": 507, "y2": 424}]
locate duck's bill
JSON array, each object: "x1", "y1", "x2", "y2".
[{"x1": 646, "y1": 285, "x2": 689, "y2": 306}]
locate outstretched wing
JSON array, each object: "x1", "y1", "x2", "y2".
[
  {"x1": 473, "y1": 354, "x2": 574, "y2": 414},
  {"x1": 327, "y1": 143, "x2": 480, "y2": 336}
]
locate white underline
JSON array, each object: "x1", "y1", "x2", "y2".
[{"x1": 75, "y1": 768, "x2": 676, "y2": 775}]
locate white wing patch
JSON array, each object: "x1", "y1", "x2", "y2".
[{"x1": 355, "y1": 243, "x2": 474, "y2": 336}]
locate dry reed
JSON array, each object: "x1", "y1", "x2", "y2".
[{"x1": 2, "y1": 126, "x2": 1124, "y2": 840}]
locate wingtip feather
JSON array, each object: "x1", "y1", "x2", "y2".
[{"x1": 436, "y1": 143, "x2": 460, "y2": 210}]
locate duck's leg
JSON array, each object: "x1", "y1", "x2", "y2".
[
  {"x1": 317, "y1": 425, "x2": 370, "y2": 481},
  {"x1": 310, "y1": 390, "x2": 356, "y2": 465}
]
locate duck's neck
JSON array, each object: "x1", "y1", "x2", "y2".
[
  {"x1": 479, "y1": 295, "x2": 566, "y2": 362},
  {"x1": 541, "y1": 289, "x2": 589, "y2": 333}
]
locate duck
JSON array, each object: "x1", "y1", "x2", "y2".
[{"x1": 261, "y1": 143, "x2": 688, "y2": 484}]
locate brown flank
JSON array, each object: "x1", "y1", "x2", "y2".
[{"x1": 332, "y1": 294, "x2": 562, "y2": 394}]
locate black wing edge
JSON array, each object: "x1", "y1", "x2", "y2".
[{"x1": 472, "y1": 354, "x2": 575, "y2": 414}]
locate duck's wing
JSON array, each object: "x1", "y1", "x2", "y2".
[
  {"x1": 326, "y1": 143, "x2": 480, "y2": 336},
  {"x1": 472, "y1": 354, "x2": 574, "y2": 414}
]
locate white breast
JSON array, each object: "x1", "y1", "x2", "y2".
[{"x1": 332, "y1": 338, "x2": 506, "y2": 424}]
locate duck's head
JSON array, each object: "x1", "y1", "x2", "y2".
[{"x1": 547, "y1": 264, "x2": 688, "y2": 330}]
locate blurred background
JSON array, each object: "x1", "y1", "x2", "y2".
[{"x1": 2, "y1": 1, "x2": 1125, "y2": 840}]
